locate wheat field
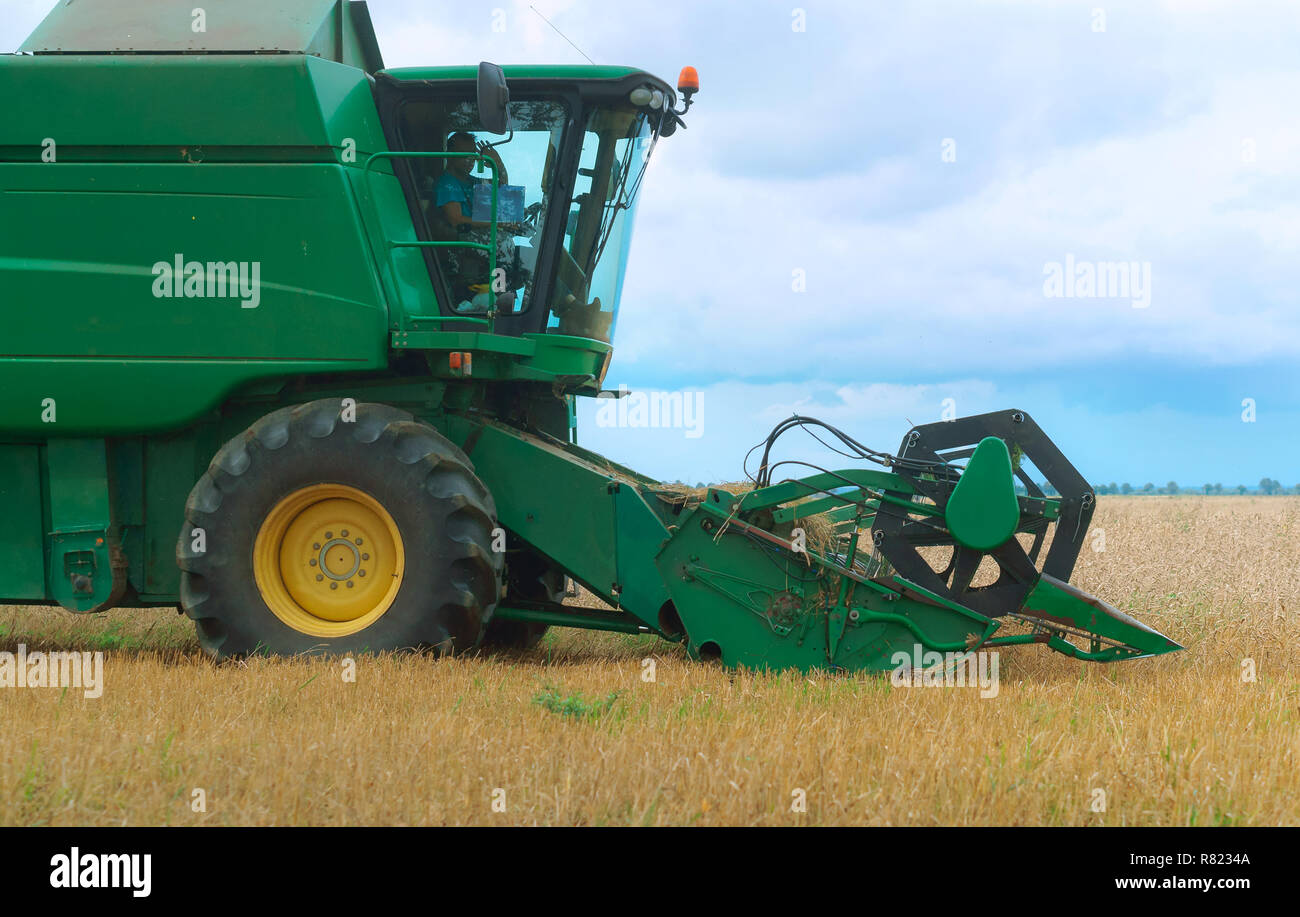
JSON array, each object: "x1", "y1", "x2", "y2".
[{"x1": 0, "y1": 496, "x2": 1295, "y2": 826}]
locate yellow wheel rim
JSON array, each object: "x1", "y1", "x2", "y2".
[{"x1": 253, "y1": 484, "x2": 405, "y2": 638}]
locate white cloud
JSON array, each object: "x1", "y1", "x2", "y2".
[{"x1": 616, "y1": 66, "x2": 1300, "y2": 381}]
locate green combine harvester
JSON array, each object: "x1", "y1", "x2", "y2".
[{"x1": 0, "y1": 0, "x2": 1179, "y2": 671}]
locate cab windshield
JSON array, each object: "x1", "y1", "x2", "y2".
[
  {"x1": 393, "y1": 90, "x2": 660, "y2": 340},
  {"x1": 547, "y1": 106, "x2": 656, "y2": 342}
]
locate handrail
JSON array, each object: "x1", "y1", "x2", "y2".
[{"x1": 363, "y1": 150, "x2": 501, "y2": 330}]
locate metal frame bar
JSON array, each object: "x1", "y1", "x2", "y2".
[{"x1": 363, "y1": 150, "x2": 501, "y2": 330}]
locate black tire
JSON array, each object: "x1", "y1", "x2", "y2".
[
  {"x1": 482, "y1": 549, "x2": 564, "y2": 650},
  {"x1": 177, "y1": 399, "x2": 502, "y2": 659}
]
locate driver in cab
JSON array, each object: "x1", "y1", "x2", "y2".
[
  {"x1": 435, "y1": 131, "x2": 520, "y2": 234},
  {"x1": 432, "y1": 131, "x2": 523, "y2": 310}
]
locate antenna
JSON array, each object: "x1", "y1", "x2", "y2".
[{"x1": 529, "y1": 5, "x2": 595, "y2": 65}]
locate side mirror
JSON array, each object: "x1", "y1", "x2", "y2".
[{"x1": 477, "y1": 62, "x2": 510, "y2": 135}]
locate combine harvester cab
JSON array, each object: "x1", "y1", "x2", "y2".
[{"x1": 0, "y1": 0, "x2": 1179, "y2": 672}]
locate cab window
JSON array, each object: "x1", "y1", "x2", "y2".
[{"x1": 397, "y1": 97, "x2": 568, "y2": 315}]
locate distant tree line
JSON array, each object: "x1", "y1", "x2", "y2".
[
  {"x1": 1033, "y1": 478, "x2": 1299, "y2": 496},
  {"x1": 1008, "y1": 479, "x2": 1296, "y2": 496}
]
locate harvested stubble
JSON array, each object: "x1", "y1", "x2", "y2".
[{"x1": 0, "y1": 496, "x2": 1295, "y2": 826}]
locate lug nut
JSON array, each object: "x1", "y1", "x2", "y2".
[{"x1": 330, "y1": 582, "x2": 338, "y2": 590}]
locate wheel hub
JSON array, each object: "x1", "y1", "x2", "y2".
[
  {"x1": 318, "y1": 537, "x2": 362, "y2": 582},
  {"x1": 253, "y1": 484, "x2": 404, "y2": 637}
]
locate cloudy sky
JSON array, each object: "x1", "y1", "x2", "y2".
[{"x1": 5, "y1": 0, "x2": 1297, "y2": 488}]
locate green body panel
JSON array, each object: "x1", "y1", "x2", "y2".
[
  {"x1": 0, "y1": 445, "x2": 46, "y2": 598},
  {"x1": 395, "y1": 331, "x2": 611, "y2": 381},
  {"x1": 44, "y1": 438, "x2": 125, "y2": 612},
  {"x1": 0, "y1": 54, "x2": 387, "y2": 156},
  {"x1": 0, "y1": 161, "x2": 389, "y2": 434},
  {"x1": 20, "y1": 0, "x2": 385, "y2": 73},
  {"x1": 138, "y1": 433, "x2": 217, "y2": 596},
  {"x1": 442, "y1": 413, "x2": 673, "y2": 629},
  {"x1": 0, "y1": 54, "x2": 400, "y2": 436}
]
